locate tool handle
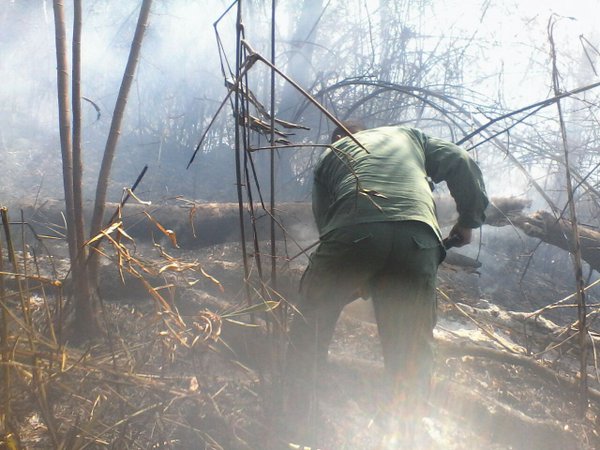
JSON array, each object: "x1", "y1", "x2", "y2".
[{"x1": 442, "y1": 234, "x2": 463, "y2": 250}]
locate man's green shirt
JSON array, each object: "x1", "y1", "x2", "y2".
[{"x1": 312, "y1": 126, "x2": 489, "y2": 240}]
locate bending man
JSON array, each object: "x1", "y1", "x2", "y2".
[{"x1": 286, "y1": 121, "x2": 489, "y2": 443}]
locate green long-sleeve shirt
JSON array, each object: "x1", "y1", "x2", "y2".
[{"x1": 312, "y1": 126, "x2": 489, "y2": 239}]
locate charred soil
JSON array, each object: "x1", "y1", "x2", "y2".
[{"x1": 2, "y1": 237, "x2": 599, "y2": 449}]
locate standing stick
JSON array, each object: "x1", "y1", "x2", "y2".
[{"x1": 548, "y1": 17, "x2": 589, "y2": 417}]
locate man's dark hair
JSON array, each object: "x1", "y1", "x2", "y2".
[{"x1": 330, "y1": 119, "x2": 365, "y2": 143}]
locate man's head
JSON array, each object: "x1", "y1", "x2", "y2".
[{"x1": 330, "y1": 119, "x2": 365, "y2": 143}]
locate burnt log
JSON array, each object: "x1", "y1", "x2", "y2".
[
  {"x1": 491, "y1": 209, "x2": 600, "y2": 272},
  {"x1": 19, "y1": 198, "x2": 315, "y2": 248},
  {"x1": 19, "y1": 196, "x2": 526, "y2": 248},
  {"x1": 483, "y1": 197, "x2": 532, "y2": 225}
]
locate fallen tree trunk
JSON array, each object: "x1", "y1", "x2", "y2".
[
  {"x1": 19, "y1": 196, "x2": 528, "y2": 250},
  {"x1": 489, "y1": 209, "x2": 600, "y2": 272},
  {"x1": 20, "y1": 198, "x2": 315, "y2": 248}
]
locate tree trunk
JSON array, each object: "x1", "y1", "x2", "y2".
[
  {"x1": 88, "y1": 0, "x2": 153, "y2": 289},
  {"x1": 70, "y1": 0, "x2": 98, "y2": 338},
  {"x1": 485, "y1": 203, "x2": 600, "y2": 273},
  {"x1": 52, "y1": 0, "x2": 76, "y2": 264},
  {"x1": 52, "y1": 0, "x2": 98, "y2": 339},
  {"x1": 23, "y1": 195, "x2": 527, "y2": 250},
  {"x1": 72, "y1": 0, "x2": 86, "y2": 254},
  {"x1": 511, "y1": 210, "x2": 600, "y2": 273}
]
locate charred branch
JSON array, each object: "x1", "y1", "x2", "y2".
[{"x1": 488, "y1": 210, "x2": 600, "y2": 273}]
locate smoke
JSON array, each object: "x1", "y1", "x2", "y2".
[
  {"x1": 0, "y1": 1, "x2": 234, "y2": 204},
  {"x1": 1, "y1": 0, "x2": 599, "y2": 214},
  {"x1": 1, "y1": 0, "x2": 598, "y2": 328}
]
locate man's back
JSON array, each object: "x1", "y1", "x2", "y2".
[{"x1": 313, "y1": 126, "x2": 441, "y2": 238}]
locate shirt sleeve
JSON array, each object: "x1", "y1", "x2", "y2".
[{"x1": 422, "y1": 134, "x2": 489, "y2": 228}]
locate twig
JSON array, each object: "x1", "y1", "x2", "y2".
[
  {"x1": 455, "y1": 80, "x2": 600, "y2": 145},
  {"x1": 437, "y1": 340, "x2": 600, "y2": 404},
  {"x1": 438, "y1": 288, "x2": 522, "y2": 354},
  {"x1": 526, "y1": 278, "x2": 600, "y2": 320},
  {"x1": 240, "y1": 39, "x2": 370, "y2": 155}
]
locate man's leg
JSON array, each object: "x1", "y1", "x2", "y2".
[
  {"x1": 371, "y1": 222, "x2": 442, "y2": 440},
  {"x1": 372, "y1": 272, "x2": 437, "y2": 411},
  {"x1": 285, "y1": 275, "x2": 345, "y2": 434},
  {"x1": 284, "y1": 224, "x2": 392, "y2": 442}
]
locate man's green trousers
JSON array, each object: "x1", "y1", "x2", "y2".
[{"x1": 287, "y1": 220, "x2": 444, "y2": 416}]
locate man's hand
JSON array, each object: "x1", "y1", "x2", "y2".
[{"x1": 444, "y1": 224, "x2": 472, "y2": 248}]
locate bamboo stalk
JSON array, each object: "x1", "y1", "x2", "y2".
[
  {"x1": 88, "y1": 0, "x2": 153, "y2": 296},
  {"x1": 548, "y1": 18, "x2": 589, "y2": 418},
  {"x1": 0, "y1": 208, "x2": 12, "y2": 442},
  {"x1": 52, "y1": 0, "x2": 100, "y2": 340},
  {"x1": 19, "y1": 210, "x2": 32, "y2": 337},
  {"x1": 69, "y1": 0, "x2": 98, "y2": 339},
  {"x1": 233, "y1": 0, "x2": 252, "y2": 315},
  {"x1": 72, "y1": 0, "x2": 86, "y2": 255},
  {"x1": 51, "y1": 0, "x2": 77, "y2": 265},
  {"x1": 269, "y1": 0, "x2": 286, "y2": 418},
  {"x1": 32, "y1": 355, "x2": 60, "y2": 448},
  {"x1": 1, "y1": 209, "x2": 33, "y2": 344}
]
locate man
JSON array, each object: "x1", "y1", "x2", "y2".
[{"x1": 285, "y1": 121, "x2": 489, "y2": 445}]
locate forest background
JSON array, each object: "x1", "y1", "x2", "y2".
[{"x1": 1, "y1": 0, "x2": 600, "y2": 448}]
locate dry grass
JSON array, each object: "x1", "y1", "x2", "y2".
[
  {"x1": 0, "y1": 207, "x2": 265, "y2": 450},
  {"x1": 2, "y1": 204, "x2": 600, "y2": 449}
]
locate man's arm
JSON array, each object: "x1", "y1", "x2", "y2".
[{"x1": 422, "y1": 135, "x2": 489, "y2": 247}]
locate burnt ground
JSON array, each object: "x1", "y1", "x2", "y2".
[{"x1": 3, "y1": 236, "x2": 600, "y2": 449}]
